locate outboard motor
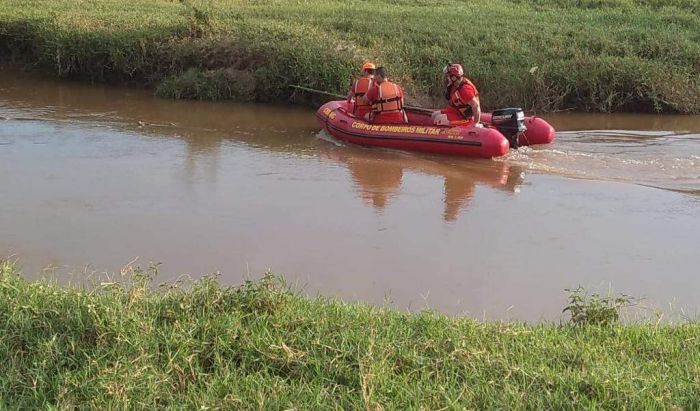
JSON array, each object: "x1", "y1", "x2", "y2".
[{"x1": 491, "y1": 108, "x2": 526, "y2": 149}]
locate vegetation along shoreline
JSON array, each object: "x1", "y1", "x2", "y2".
[
  {"x1": 2, "y1": 261, "x2": 700, "y2": 409},
  {"x1": 1, "y1": 0, "x2": 699, "y2": 113}
]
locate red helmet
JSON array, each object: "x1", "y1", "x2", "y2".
[{"x1": 443, "y1": 63, "x2": 464, "y2": 77}]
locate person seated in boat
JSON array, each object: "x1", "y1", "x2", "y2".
[
  {"x1": 364, "y1": 66, "x2": 408, "y2": 124},
  {"x1": 431, "y1": 63, "x2": 482, "y2": 127},
  {"x1": 347, "y1": 62, "x2": 375, "y2": 117}
]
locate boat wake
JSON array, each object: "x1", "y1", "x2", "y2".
[{"x1": 499, "y1": 130, "x2": 700, "y2": 194}]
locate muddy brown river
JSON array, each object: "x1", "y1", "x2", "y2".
[{"x1": 1, "y1": 70, "x2": 699, "y2": 321}]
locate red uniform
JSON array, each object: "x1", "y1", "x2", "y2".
[
  {"x1": 365, "y1": 80, "x2": 407, "y2": 124},
  {"x1": 440, "y1": 78, "x2": 479, "y2": 125}
]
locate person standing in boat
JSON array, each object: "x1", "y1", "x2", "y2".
[
  {"x1": 347, "y1": 62, "x2": 376, "y2": 117},
  {"x1": 432, "y1": 63, "x2": 482, "y2": 127},
  {"x1": 364, "y1": 66, "x2": 408, "y2": 124}
]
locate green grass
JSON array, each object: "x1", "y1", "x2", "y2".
[
  {"x1": 2, "y1": 260, "x2": 700, "y2": 409},
  {"x1": 0, "y1": 0, "x2": 698, "y2": 113}
]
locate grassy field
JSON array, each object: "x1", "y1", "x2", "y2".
[
  {"x1": 2, "y1": 261, "x2": 700, "y2": 409},
  {"x1": 1, "y1": 0, "x2": 699, "y2": 113}
]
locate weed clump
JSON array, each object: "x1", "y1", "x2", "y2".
[
  {"x1": 563, "y1": 286, "x2": 637, "y2": 326},
  {"x1": 178, "y1": 0, "x2": 217, "y2": 38}
]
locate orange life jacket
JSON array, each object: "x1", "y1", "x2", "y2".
[
  {"x1": 372, "y1": 81, "x2": 404, "y2": 113},
  {"x1": 352, "y1": 76, "x2": 373, "y2": 99},
  {"x1": 351, "y1": 76, "x2": 374, "y2": 114},
  {"x1": 449, "y1": 78, "x2": 479, "y2": 113}
]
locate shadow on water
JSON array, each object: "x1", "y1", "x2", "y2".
[{"x1": 320, "y1": 144, "x2": 524, "y2": 222}]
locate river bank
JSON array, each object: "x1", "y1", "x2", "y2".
[
  {"x1": 2, "y1": 261, "x2": 699, "y2": 409},
  {"x1": 1, "y1": 0, "x2": 699, "y2": 113}
]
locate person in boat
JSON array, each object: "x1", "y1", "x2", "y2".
[
  {"x1": 347, "y1": 62, "x2": 376, "y2": 117},
  {"x1": 432, "y1": 63, "x2": 482, "y2": 127},
  {"x1": 364, "y1": 66, "x2": 408, "y2": 124}
]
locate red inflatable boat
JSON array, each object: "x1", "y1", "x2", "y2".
[{"x1": 316, "y1": 100, "x2": 555, "y2": 158}]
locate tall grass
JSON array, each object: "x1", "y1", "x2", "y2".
[
  {"x1": 1, "y1": 0, "x2": 699, "y2": 112},
  {"x1": 2, "y1": 260, "x2": 700, "y2": 409}
]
